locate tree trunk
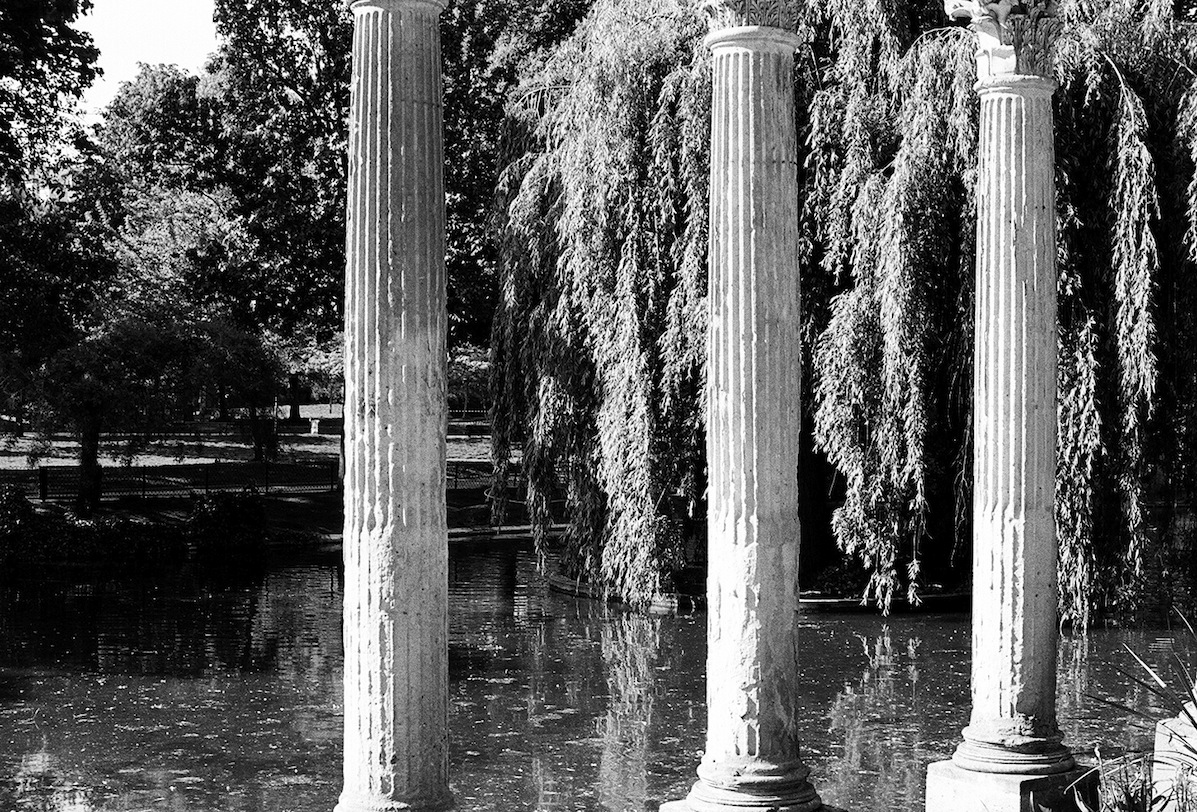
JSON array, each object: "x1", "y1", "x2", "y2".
[
  {"x1": 249, "y1": 406, "x2": 267, "y2": 462},
  {"x1": 78, "y1": 415, "x2": 103, "y2": 516},
  {"x1": 288, "y1": 373, "x2": 302, "y2": 422}
]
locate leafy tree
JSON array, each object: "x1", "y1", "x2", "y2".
[
  {"x1": 448, "y1": 343, "x2": 490, "y2": 413},
  {"x1": 0, "y1": 0, "x2": 104, "y2": 414},
  {"x1": 491, "y1": 0, "x2": 710, "y2": 604},
  {"x1": 0, "y1": 0, "x2": 98, "y2": 183},
  {"x1": 189, "y1": 320, "x2": 284, "y2": 458},
  {"x1": 441, "y1": 0, "x2": 594, "y2": 344},
  {"x1": 208, "y1": 0, "x2": 353, "y2": 339},
  {"x1": 208, "y1": 0, "x2": 593, "y2": 346},
  {"x1": 98, "y1": 64, "x2": 220, "y2": 188},
  {"x1": 0, "y1": 192, "x2": 114, "y2": 419},
  {"x1": 81, "y1": 65, "x2": 265, "y2": 327},
  {"x1": 31, "y1": 317, "x2": 282, "y2": 513},
  {"x1": 494, "y1": 0, "x2": 1197, "y2": 621},
  {"x1": 32, "y1": 319, "x2": 195, "y2": 512},
  {"x1": 9, "y1": 62, "x2": 288, "y2": 509}
]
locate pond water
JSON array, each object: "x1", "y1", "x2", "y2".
[{"x1": 0, "y1": 539, "x2": 1188, "y2": 812}]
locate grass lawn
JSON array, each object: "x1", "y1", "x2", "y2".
[{"x1": 0, "y1": 433, "x2": 496, "y2": 470}]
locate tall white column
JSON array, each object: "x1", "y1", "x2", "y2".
[
  {"x1": 957, "y1": 72, "x2": 1067, "y2": 773},
  {"x1": 663, "y1": 4, "x2": 821, "y2": 811},
  {"x1": 338, "y1": 2, "x2": 451, "y2": 812},
  {"x1": 926, "y1": 2, "x2": 1089, "y2": 810}
]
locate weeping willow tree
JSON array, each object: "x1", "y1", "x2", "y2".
[
  {"x1": 492, "y1": 0, "x2": 1197, "y2": 622},
  {"x1": 490, "y1": 0, "x2": 712, "y2": 604}
]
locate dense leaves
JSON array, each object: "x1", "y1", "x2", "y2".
[
  {"x1": 492, "y1": 0, "x2": 710, "y2": 604},
  {"x1": 0, "y1": 0, "x2": 103, "y2": 412},
  {"x1": 0, "y1": 0, "x2": 98, "y2": 182},
  {"x1": 209, "y1": 0, "x2": 352, "y2": 338},
  {"x1": 495, "y1": 0, "x2": 1197, "y2": 621},
  {"x1": 207, "y1": 0, "x2": 589, "y2": 345}
]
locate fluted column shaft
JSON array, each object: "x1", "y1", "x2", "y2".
[
  {"x1": 338, "y1": 2, "x2": 451, "y2": 811},
  {"x1": 663, "y1": 23, "x2": 820, "y2": 812},
  {"x1": 953, "y1": 74, "x2": 1072, "y2": 775}
]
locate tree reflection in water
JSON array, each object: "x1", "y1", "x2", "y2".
[
  {"x1": 597, "y1": 613, "x2": 661, "y2": 812},
  {"x1": 825, "y1": 626, "x2": 928, "y2": 809},
  {"x1": 3, "y1": 544, "x2": 1180, "y2": 812}
]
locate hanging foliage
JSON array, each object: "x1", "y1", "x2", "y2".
[
  {"x1": 491, "y1": 0, "x2": 710, "y2": 605},
  {"x1": 493, "y1": 0, "x2": 1197, "y2": 622},
  {"x1": 808, "y1": 9, "x2": 978, "y2": 609}
]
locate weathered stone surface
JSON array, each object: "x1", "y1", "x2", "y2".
[
  {"x1": 337, "y1": 2, "x2": 452, "y2": 812},
  {"x1": 662, "y1": 23, "x2": 820, "y2": 812},
  {"x1": 928, "y1": 17, "x2": 1072, "y2": 812},
  {"x1": 956, "y1": 74, "x2": 1071, "y2": 774},
  {"x1": 926, "y1": 761, "x2": 1095, "y2": 812}
]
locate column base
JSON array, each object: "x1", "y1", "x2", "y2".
[
  {"x1": 925, "y1": 760, "x2": 1095, "y2": 812},
  {"x1": 661, "y1": 802, "x2": 843, "y2": 812},
  {"x1": 1153, "y1": 708, "x2": 1197, "y2": 810},
  {"x1": 334, "y1": 791, "x2": 454, "y2": 812},
  {"x1": 660, "y1": 799, "x2": 837, "y2": 812},
  {"x1": 660, "y1": 770, "x2": 825, "y2": 812}
]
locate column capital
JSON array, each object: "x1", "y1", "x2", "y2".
[
  {"x1": 351, "y1": 0, "x2": 448, "y2": 12},
  {"x1": 945, "y1": 0, "x2": 1062, "y2": 81},
  {"x1": 701, "y1": 0, "x2": 798, "y2": 33},
  {"x1": 705, "y1": 25, "x2": 803, "y2": 54}
]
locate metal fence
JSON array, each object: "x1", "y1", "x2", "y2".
[
  {"x1": 0, "y1": 458, "x2": 506, "y2": 502},
  {"x1": 0, "y1": 461, "x2": 340, "y2": 501}
]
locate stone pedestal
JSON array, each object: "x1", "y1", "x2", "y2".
[
  {"x1": 662, "y1": 17, "x2": 821, "y2": 812},
  {"x1": 926, "y1": 761, "x2": 1094, "y2": 812},
  {"x1": 337, "y1": 2, "x2": 452, "y2": 812},
  {"x1": 926, "y1": 2, "x2": 1076, "y2": 811},
  {"x1": 1153, "y1": 705, "x2": 1197, "y2": 809}
]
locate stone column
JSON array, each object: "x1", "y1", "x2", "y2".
[
  {"x1": 926, "y1": 2, "x2": 1089, "y2": 810},
  {"x1": 337, "y1": 2, "x2": 451, "y2": 812},
  {"x1": 662, "y1": 4, "x2": 821, "y2": 811}
]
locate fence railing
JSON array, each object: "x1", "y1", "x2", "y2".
[{"x1": 0, "y1": 458, "x2": 510, "y2": 502}]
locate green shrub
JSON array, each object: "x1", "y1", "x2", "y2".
[
  {"x1": 0, "y1": 486, "x2": 36, "y2": 565},
  {"x1": 0, "y1": 486, "x2": 184, "y2": 570},
  {"x1": 186, "y1": 491, "x2": 264, "y2": 541},
  {"x1": 184, "y1": 491, "x2": 266, "y2": 572}
]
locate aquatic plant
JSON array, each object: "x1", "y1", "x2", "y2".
[{"x1": 1082, "y1": 615, "x2": 1197, "y2": 809}]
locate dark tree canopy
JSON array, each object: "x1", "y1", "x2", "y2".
[
  {"x1": 0, "y1": 0, "x2": 98, "y2": 183},
  {"x1": 205, "y1": 0, "x2": 593, "y2": 345},
  {"x1": 209, "y1": 0, "x2": 353, "y2": 339},
  {"x1": 0, "y1": 0, "x2": 103, "y2": 415}
]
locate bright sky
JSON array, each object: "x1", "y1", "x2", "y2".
[{"x1": 77, "y1": 0, "x2": 220, "y2": 114}]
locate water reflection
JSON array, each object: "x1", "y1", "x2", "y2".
[
  {"x1": 9, "y1": 741, "x2": 94, "y2": 812},
  {"x1": 0, "y1": 544, "x2": 1192, "y2": 811},
  {"x1": 825, "y1": 627, "x2": 932, "y2": 810},
  {"x1": 598, "y1": 614, "x2": 660, "y2": 812}
]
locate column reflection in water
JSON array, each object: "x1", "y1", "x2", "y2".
[
  {"x1": 597, "y1": 613, "x2": 662, "y2": 812},
  {"x1": 826, "y1": 627, "x2": 929, "y2": 809},
  {"x1": 11, "y1": 742, "x2": 94, "y2": 812}
]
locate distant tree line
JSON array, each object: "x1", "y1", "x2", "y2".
[{"x1": 1, "y1": 0, "x2": 566, "y2": 511}]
